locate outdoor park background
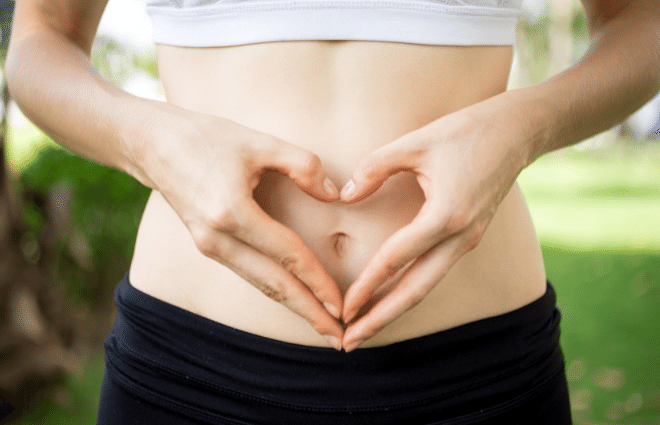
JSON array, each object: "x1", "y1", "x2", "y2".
[{"x1": 0, "y1": 0, "x2": 659, "y2": 423}]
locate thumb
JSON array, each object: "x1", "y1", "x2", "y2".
[
  {"x1": 341, "y1": 145, "x2": 415, "y2": 204},
  {"x1": 255, "y1": 139, "x2": 340, "y2": 202}
]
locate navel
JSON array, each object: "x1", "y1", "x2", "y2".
[{"x1": 333, "y1": 232, "x2": 350, "y2": 257}]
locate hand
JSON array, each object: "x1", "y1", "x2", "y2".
[
  {"x1": 138, "y1": 105, "x2": 345, "y2": 349},
  {"x1": 339, "y1": 96, "x2": 534, "y2": 352}
]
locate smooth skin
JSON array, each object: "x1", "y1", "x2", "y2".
[
  {"x1": 6, "y1": 0, "x2": 660, "y2": 353},
  {"x1": 143, "y1": 39, "x2": 536, "y2": 351}
]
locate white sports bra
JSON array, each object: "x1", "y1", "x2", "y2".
[{"x1": 145, "y1": 0, "x2": 522, "y2": 47}]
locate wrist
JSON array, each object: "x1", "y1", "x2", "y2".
[
  {"x1": 113, "y1": 96, "x2": 175, "y2": 190},
  {"x1": 495, "y1": 87, "x2": 556, "y2": 167},
  {"x1": 457, "y1": 88, "x2": 553, "y2": 172}
]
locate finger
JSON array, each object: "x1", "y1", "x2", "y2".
[
  {"x1": 231, "y1": 198, "x2": 344, "y2": 319},
  {"x1": 340, "y1": 139, "x2": 419, "y2": 203},
  {"x1": 342, "y1": 203, "x2": 448, "y2": 323},
  {"x1": 343, "y1": 234, "x2": 467, "y2": 352},
  {"x1": 198, "y1": 229, "x2": 344, "y2": 349},
  {"x1": 254, "y1": 137, "x2": 339, "y2": 202}
]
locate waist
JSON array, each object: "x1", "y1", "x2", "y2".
[{"x1": 129, "y1": 41, "x2": 547, "y2": 346}]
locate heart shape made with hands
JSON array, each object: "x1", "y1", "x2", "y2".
[
  {"x1": 254, "y1": 164, "x2": 430, "y2": 351},
  {"x1": 285, "y1": 118, "x2": 516, "y2": 351},
  {"x1": 250, "y1": 152, "x2": 440, "y2": 349},
  {"x1": 254, "y1": 105, "x2": 521, "y2": 351},
  {"x1": 253, "y1": 165, "x2": 422, "y2": 350}
]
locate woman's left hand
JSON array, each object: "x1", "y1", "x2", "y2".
[{"x1": 340, "y1": 94, "x2": 539, "y2": 352}]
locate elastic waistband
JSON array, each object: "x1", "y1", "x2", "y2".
[{"x1": 105, "y1": 271, "x2": 564, "y2": 423}]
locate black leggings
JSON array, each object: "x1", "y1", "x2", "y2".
[{"x1": 97, "y1": 271, "x2": 572, "y2": 424}]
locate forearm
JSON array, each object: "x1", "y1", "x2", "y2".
[
  {"x1": 509, "y1": 0, "x2": 660, "y2": 164},
  {"x1": 5, "y1": 28, "x2": 159, "y2": 186}
]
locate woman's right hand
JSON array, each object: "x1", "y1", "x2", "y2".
[{"x1": 134, "y1": 104, "x2": 344, "y2": 349}]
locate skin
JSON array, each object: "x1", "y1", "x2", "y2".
[
  {"x1": 134, "y1": 40, "x2": 544, "y2": 350},
  {"x1": 5, "y1": 0, "x2": 660, "y2": 353}
]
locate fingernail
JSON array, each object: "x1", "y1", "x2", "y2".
[
  {"x1": 323, "y1": 335, "x2": 342, "y2": 351},
  {"x1": 344, "y1": 340, "x2": 364, "y2": 353},
  {"x1": 341, "y1": 179, "x2": 356, "y2": 199},
  {"x1": 343, "y1": 309, "x2": 356, "y2": 324},
  {"x1": 323, "y1": 302, "x2": 340, "y2": 319},
  {"x1": 323, "y1": 178, "x2": 338, "y2": 197}
]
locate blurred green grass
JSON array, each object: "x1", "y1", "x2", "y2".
[
  {"x1": 519, "y1": 141, "x2": 660, "y2": 423},
  {"x1": 545, "y1": 245, "x2": 660, "y2": 423},
  {"x1": 7, "y1": 128, "x2": 660, "y2": 423},
  {"x1": 518, "y1": 141, "x2": 660, "y2": 251}
]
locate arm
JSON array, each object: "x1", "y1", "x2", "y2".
[
  {"x1": 507, "y1": 0, "x2": 660, "y2": 162},
  {"x1": 5, "y1": 0, "x2": 345, "y2": 349},
  {"x1": 4, "y1": 0, "x2": 146, "y2": 181},
  {"x1": 339, "y1": 0, "x2": 660, "y2": 351}
]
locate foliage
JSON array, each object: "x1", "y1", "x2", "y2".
[
  {"x1": 91, "y1": 35, "x2": 159, "y2": 88},
  {"x1": 516, "y1": 15, "x2": 553, "y2": 85},
  {"x1": 0, "y1": 0, "x2": 14, "y2": 58},
  {"x1": 18, "y1": 144, "x2": 150, "y2": 307},
  {"x1": 8, "y1": 353, "x2": 105, "y2": 425}
]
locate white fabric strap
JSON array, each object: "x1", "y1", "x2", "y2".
[{"x1": 146, "y1": 0, "x2": 521, "y2": 47}]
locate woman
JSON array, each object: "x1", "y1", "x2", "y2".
[{"x1": 6, "y1": 0, "x2": 660, "y2": 423}]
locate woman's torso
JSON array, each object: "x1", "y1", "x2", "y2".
[{"x1": 129, "y1": 40, "x2": 547, "y2": 348}]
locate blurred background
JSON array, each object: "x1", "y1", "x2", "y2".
[{"x1": 0, "y1": 0, "x2": 658, "y2": 423}]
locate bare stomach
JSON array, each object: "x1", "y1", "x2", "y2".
[{"x1": 129, "y1": 41, "x2": 547, "y2": 348}]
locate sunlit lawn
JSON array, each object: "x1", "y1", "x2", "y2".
[
  {"x1": 7, "y1": 125, "x2": 660, "y2": 424},
  {"x1": 519, "y1": 142, "x2": 660, "y2": 251},
  {"x1": 545, "y1": 245, "x2": 660, "y2": 424}
]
